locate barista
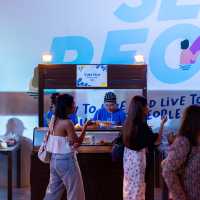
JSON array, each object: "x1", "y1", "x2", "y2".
[
  {"x1": 93, "y1": 92, "x2": 126, "y2": 126},
  {"x1": 44, "y1": 93, "x2": 78, "y2": 127}
]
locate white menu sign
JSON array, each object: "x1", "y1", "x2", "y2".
[{"x1": 76, "y1": 65, "x2": 107, "y2": 87}]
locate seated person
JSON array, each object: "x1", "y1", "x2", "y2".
[
  {"x1": 93, "y1": 92, "x2": 126, "y2": 126},
  {"x1": 44, "y1": 93, "x2": 78, "y2": 127}
]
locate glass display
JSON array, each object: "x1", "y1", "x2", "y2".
[{"x1": 33, "y1": 127, "x2": 121, "y2": 147}]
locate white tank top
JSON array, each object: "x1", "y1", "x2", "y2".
[
  {"x1": 46, "y1": 117, "x2": 74, "y2": 154},
  {"x1": 46, "y1": 135, "x2": 74, "y2": 154}
]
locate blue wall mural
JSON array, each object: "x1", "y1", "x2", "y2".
[{"x1": 1, "y1": 0, "x2": 200, "y2": 91}]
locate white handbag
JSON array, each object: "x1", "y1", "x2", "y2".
[
  {"x1": 38, "y1": 133, "x2": 52, "y2": 164},
  {"x1": 38, "y1": 118, "x2": 55, "y2": 163}
]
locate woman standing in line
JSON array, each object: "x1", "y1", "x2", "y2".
[
  {"x1": 162, "y1": 105, "x2": 200, "y2": 200},
  {"x1": 123, "y1": 96, "x2": 167, "y2": 200},
  {"x1": 44, "y1": 94, "x2": 90, "y2": 200}
]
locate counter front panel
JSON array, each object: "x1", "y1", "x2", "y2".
[{"x1": 33, "y1": 127, "x2": 121, "y2": 153}]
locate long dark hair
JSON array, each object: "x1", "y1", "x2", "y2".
[
  {"x1": 54, "y1": 94, "x2": 74, "y2": 120},
  {"x1": 123, "y1": 96, "x2": 147, "y2": 147},
  {"x1": 179, "y1": 104, "x2": 200, "y2": 146},
  {"x1": 51, "y1": 93, "x2": 59, "y2": 105}
]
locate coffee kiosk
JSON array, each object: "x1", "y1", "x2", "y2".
[{"x1": 30, "y1": 64, "x2": 147, "y2": 200}]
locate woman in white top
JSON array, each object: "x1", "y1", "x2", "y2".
[{"x1": 43, "y1": 94, "x2": 90, "y2": 200}]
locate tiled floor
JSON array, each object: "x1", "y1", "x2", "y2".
[
  {"x1": 0, "y1": 187, "x2": 162, "y2": 200},
  {"x1": 0, "y1": 188, "x2": 30, "y2": 200}
]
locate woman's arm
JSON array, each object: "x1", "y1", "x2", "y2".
[
  {"x1": 75, "y1": 122, "x2": 88, "y2": 145},
  {"x1": 66, "y1": 120, "x2": 90, "y2": 148},
  {"x1": 154, "y1": 116, "x2": 167, "y2": 145},
  {"x1": 162, "y1": 137, "x2": 190, "y2": 200}
]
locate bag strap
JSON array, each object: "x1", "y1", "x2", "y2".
[
  {"x1": 45, "y1": 117, "x2": 56, "y2": 142},
  {"x1": 45, "y1": 129, "x2": 51, "y2": 143}
]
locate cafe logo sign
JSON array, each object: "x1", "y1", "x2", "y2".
[{"x1": 76, "y1": 65, "x2": 107, "y2": 87}]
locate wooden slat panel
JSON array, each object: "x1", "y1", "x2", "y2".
[
  {"x1": 38, "y1": 64, "x2": 75, "y2": 69},
  {"x1": 109, "y1": 80, "x2": 146, "y2": 89},
  {"x1": 109, "y1": 65, "x2": 146, "y2": 79},
  {"x1": 44, "y1": 79, "x2": 76, "y2": 88},
  {"x1": 38, "y1": 64, "x2": 76, "y2": 89},
  {"x1": 38, "y1": 64, "x2": 147, "y2": 90},
  {"x1": 43, "y1": 68, "x2": 74, "y2": 78},
  {"x1": 108, "y1": 64, "x2": 147, "y2": 89}
]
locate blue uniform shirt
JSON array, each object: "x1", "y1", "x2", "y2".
[
  {"x1": 93, "y1": 107, "x2": 126, "y2": 125},
  {"x1": 43, "y1": 111, "x2": 78, "y2": 127}
]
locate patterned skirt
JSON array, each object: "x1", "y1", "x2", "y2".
[{"x1": 123, "y1": 147, "x2": 146, "y2": 200}]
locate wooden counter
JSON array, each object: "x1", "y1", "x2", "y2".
[
  {"x1": 78, "y1": 145, "x2": 112, "y2": 153},
  {"x1": 33, "y1": 145, "x2": 112, "y2": 154},
  {"x1": 31, "y1": 145, "x2": 123, "y2": 200},
  {"x1": 31, "y1": 126, "x2": 154, "y2": 200}
]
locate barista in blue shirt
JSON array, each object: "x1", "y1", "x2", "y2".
[
  {"x1": 93, "y1": 92, "x2": 126, "y2": 126},
  {"x1": 44, "y1": 93, "x2": 78, "y2": 127}
]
